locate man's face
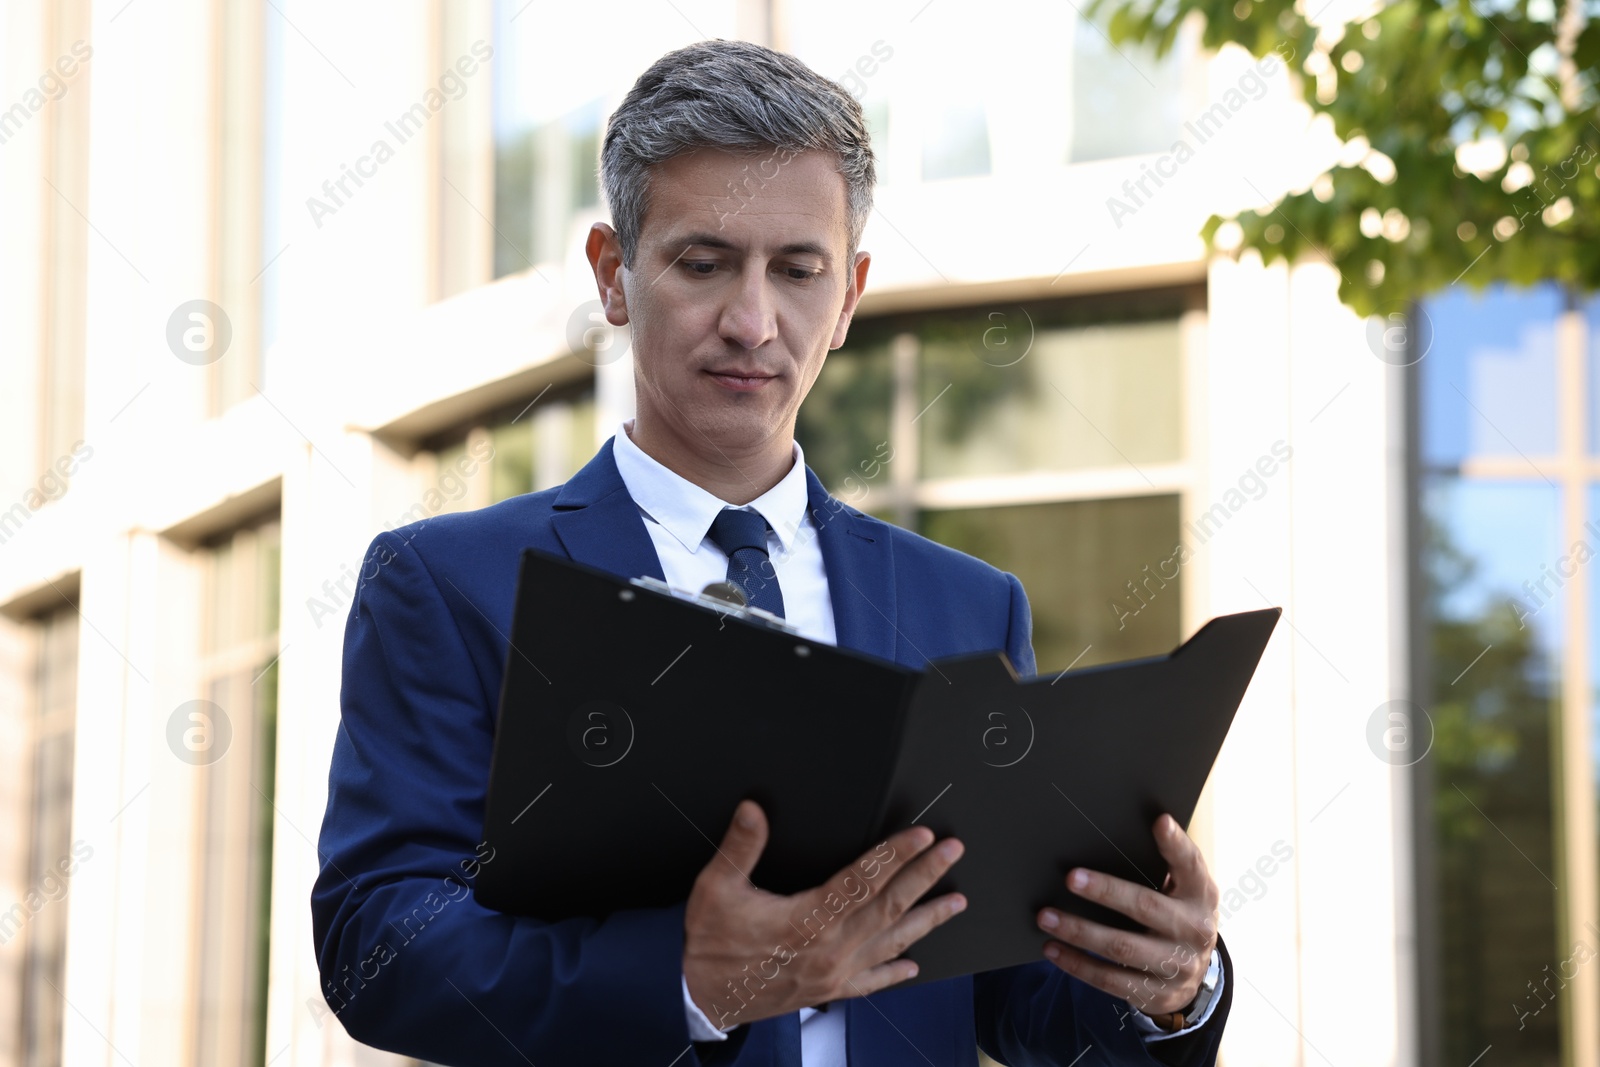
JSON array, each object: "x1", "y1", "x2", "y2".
[{"x1": 593, "y1": 147, "x2": 869, "y2": 457}]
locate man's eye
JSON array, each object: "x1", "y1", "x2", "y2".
[{"x1": 783, "y1": 266, "x2": 822, "y2": 282}]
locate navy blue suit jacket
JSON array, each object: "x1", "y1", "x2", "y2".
[{"x1": 311, "y1": 437, "x2": 1231, "y2": 1066}]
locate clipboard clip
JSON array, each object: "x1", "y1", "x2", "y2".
[{"x1": 629, "y1": 577, "x2": 803, "y2": 635}]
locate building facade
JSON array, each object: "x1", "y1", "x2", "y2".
[{"x1": 2, "y1": 1, "x2": 1584, "y2": 1065}]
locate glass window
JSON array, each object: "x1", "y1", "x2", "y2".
[
  {"x1": 917, "y1": 307, "x2": 1183, "y2": 480},
  {"x1": 795, "y1": 330, "x2": 894, "y2": 495},
  {"x1": 491, "y1": 0, "x2": 738, "y2": 278},
  {"x1": 491, "y1": 126, "x2": 535, "y2": 278},
  {"x1": 427, "y1": 383, "x2": 597, "y2": 507},
  {"x1": 212, "y1": 0, "x2": 282, "y2": 414},
  {"x1": 1591, "y1": 483, "x2": 1600, "y2": 849},
  {"x1": 1420, "y1": 479, "x2": 1562, "y2": 1065},
  {"x1": 1588, "y1": 294, "x2": 1600, "y2": 456},
  {"x1": 1422, "y1": 285, "x2": 1563, "y2": 468},
  {"x1": 490, "y1": 417, "x2": 536, "y2": 503},
  {"x1": 862, "y1": 96, "x2": 890, "y2": 181},
  {"x1": 193, "y1": 518, "x2": 280, "y2": 1067},
  {"x1": 1067, "y1": 18, "x2": 1188, "y2": 164},
  {"x1": 39, "y1": 0, "x2": 92, "y2": 487},
  {"x1": 787, "y1": 2, "x2": 1190, "y2": 176},
  {"x1": 784, "y1": 2, "x2": 895, "y2": 181},
  {"x1": 797, "y1": 291, "x2": 1189, "y2": 677},
  {"x1": 921, "y1": 100, "x2": 991, "y2": 181},
  {"x1": 433, "y1": 435, "x2": 494, "y2": 516},
  {"x1": 18, "y1": 605, "x2": 79, "y2": 1067},
  {"x1": 493, "y1": 97, "x2": 604, "y2": 276},
  {"x1": 1413, "y1": 279, "x2": 1599, "y2": 1067},
  {"x1": 417, "y1": 385, "x2": 599, "y2": 520},
  {"x1": 922, "y1": 496, "x2": 1182, "y2": 674},
  {"x1": 556, "y1": 392, "x2": 598, "y2": 488},
  {"x1": 436, "y1": 1, "x2": 496, "y2": 300},
  {"x1": 259, "y1": 2, "x2": 285, "y2": 368}
]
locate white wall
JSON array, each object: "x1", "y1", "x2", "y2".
[{"x1": 1203, "y1": 254, "x2": 1411, "y2": 1067}]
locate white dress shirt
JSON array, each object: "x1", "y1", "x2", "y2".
[{"x1": 609, "y1": 419, "x2": 1223, "y2": 1064}]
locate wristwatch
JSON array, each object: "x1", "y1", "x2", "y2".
[{"x1": 1147, "y1": 950, "x2": 1220, "y2": 1033}]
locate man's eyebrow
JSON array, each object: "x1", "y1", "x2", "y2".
[{"x1": 667, "y1": 232, "x2": 834, "y2": 261}]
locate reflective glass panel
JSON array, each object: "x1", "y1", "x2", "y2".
[{"x1": 920, "y1": 495, "x2": 1182, "y2": 674}]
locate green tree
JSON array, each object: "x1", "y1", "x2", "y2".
[{"x1": 1088, "y1": 0, "x2": 1600, "y2": 314}]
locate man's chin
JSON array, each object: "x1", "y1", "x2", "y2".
[{"x1": 684, "y1": 407, "x2": 790, "y2": 453}]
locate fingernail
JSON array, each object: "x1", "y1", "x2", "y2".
[
  {"x1": 1069, "y1": 869, "x2": 1089, "y2": 891},
  {"x1": 907, "y1": 963, "x2": 919, "y2": 977},
  {"x1": 1039, "y1": 910, "x2": 1059, "y2": 930},
  {"x1": 1045, "y1": 944, "x2": 1061, "y2": 961},
  {"x1": 939, "y1": 839, "x2": 962, "y2": 861},
  {"x1": 950, "y1": 896, "x2": 967, "y2": 914},
  {"x1": 737, "y1": 803, "x2": 757, "y2": 829}
]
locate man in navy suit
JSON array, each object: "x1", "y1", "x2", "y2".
[{"x1": 313, "y1": 38, "x2": 1231, "y2": 1066}]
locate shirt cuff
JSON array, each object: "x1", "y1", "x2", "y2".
[
  {"x1": 1129, "y1": 948, "x2": 1225, "y2": 1041},
  {"x1": 683, "y1": 974, "x2": 733, "y2": 1041}
]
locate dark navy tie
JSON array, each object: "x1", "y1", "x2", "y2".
[{"x1": 707, "y1": 507, "x2": 786, "y2": 619}]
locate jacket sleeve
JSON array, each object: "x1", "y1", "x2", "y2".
[
  {"x1": 309, "y1": 530, "x2": 727, "y2": 1066},
  {"x1": 972, "y1": 572, "x2": 1234, "y2": 1067},
  {"x1": 974, "y1": 939, "x2": 1234, "y2": 1067},
  {"x1": 1001, "y1": 570, "x2": 1037, "y2": 679}
]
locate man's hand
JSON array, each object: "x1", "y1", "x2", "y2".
[
  {"x1": 683, "y1": 799, "x2": 968, "y2": 1031},
  {"x1": 1034, "y1": 813, "x2": 1219, "y2": 1017}
]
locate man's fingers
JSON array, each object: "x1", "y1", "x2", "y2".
[
  {"x1": 1149, "y1": 815, "x2": 1221, "y2": 944},
  {"x1": 1066, "y1": 868, "x2": 1181, "y2": 937},
  {"x1": 856, "y1": 835, "x2": 963, "y2": 931},
  {"x1": 708, "y1": 799, "x2": 768, "y2": 884},
  {"x1": 843, "y1": 956, "x2": 921, "y2": 1000},
  {"x1": 838, "y1": 825, "x2": 935, "y2": 889},
  {"x1": 1152, "y1": 814, "x2": 1214, "y2": 904},
  {"x1": 856, "y1": 890, "x2": 966, "y2": 970},
  {"x1": 1036, "y1": 908, "x2": 1189, "y2": 976},
  {"x1": 816, "y1": 823, "x2": 937, "y2": 912}
]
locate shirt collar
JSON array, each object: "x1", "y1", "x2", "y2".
[{"x1": 611, "y1": 418, "x2": 811, "y2": 557}]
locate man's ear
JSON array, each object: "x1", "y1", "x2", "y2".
[
  {"x1": 586, "y1": 222, "x2": 630, "y2": 326},
  {"x1": 830, "y1": 249, "x2": 871, "y2": 350}
]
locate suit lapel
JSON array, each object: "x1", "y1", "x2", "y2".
[
  {"x1": 804, "y1": 468, "x2": 898, "y2": 665},
  {"x1": 549, "y1": 437, "x2": 667, "y2": 583}
]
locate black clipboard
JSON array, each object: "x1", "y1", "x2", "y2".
[{"x1": 476, "y1": 547, "x2": 1280, "y2": 986}]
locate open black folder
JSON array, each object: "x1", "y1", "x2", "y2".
[{"x1": 476, "y1": 547, "x2": 1280, "y2": 987}]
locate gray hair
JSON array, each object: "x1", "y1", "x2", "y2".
[{"x1": 599, "y1": 38, "x2": 876, "y2": 270}]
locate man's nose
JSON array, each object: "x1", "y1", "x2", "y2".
[{"x1": 717, "y1": 265, "x2": 778, "y2": 351}]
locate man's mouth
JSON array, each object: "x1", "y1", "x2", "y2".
[{"x1": 705, "y1": 368, "x2": 777, "y2": 390}]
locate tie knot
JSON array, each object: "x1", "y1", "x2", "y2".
[{"x1": 708, "y1": 507, "x2": 771, "y2": 557}]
